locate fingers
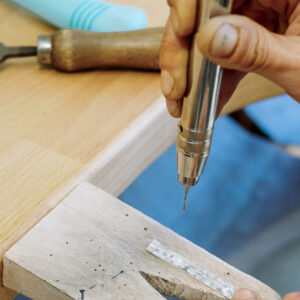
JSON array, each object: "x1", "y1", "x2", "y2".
[
  {"x1": 232, "y1": 289, "x2": 261, "y2": 300},
  {"x1": 283, "y1": 292, "x2": 300, "y2": 300},
  {"x1": 197, "y1": 14, "x2": 300, "y2": 101},
  {"x1": 160, "y1": 17, "x2": 190, "y2": 117},
  {"x1": 232, "y1": 289, "x2": 300, "y2": 300},
  {"x1": 160, "y1": 0, "x2": 197, "y2": 117},
  {"x1": 167, "y1": 0, "x2": 196, "y2": 36}
]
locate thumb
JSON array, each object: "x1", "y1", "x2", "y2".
[
  {"x1": 232, "y1": 289, "x2": 261, "y2": 300},
  {"x1": 283, "y1": 292, "x2": 300, "y2": 300},
  {"x1": 198, "y1": 15, "x2": 300, "y2": 100}
]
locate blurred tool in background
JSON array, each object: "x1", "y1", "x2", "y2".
[
  {"x1": 10, "y1": 0, "x2": 147, "y2": 32},
  {"x1": 0, "y1": 28, "x2": 162, "y2": 71}
]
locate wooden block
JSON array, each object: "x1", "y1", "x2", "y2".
[{"x1": 3, "y1": 182, "x2": 280, "y2": 300}]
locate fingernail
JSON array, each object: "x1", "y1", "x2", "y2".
[
  {"x1": 167, "y1": 100, "x2": 178, "y2": 115},
  {"x1": 234, "y1": 289, "x2": 259, "y2": 300},
  {"x1": 161, "y1": 70, "x2": 174, "y2": 96},
  {"x1": 210, "y1": 23, "x2": 238, "y2": 57}
]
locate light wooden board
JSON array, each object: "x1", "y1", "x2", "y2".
[
  {"x1": 0, "y1": 0, "x2": 285, "y2": 298},
  {"x1": 87, "y1": 96, "x2": 178, "y2": 196},
  {"x1": 3, "y1": 182, "x2": 280, "y2": 300}
]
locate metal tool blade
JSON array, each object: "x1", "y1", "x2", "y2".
[
  {"x1": 183, "y1": 184, "x2": 189, "y2": 211},
  {"x1": 0, "y1": 43, "x2": 37, "y2": 63},
  {"x1": 147, "y1": 239, "x2": 236, "y2": 299}
]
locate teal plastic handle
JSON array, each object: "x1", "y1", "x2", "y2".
[{"x1": 11, "y1": 0, "x2": 147, "y2": 32}]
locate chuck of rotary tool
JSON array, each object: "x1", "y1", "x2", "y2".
[{"x1": 177, "y1": 0, "x2": 233, "y2": 208}]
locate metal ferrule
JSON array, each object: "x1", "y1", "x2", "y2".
[
  {"x1": 37, "y1": 35, "x2": 52, "y2": 66},
  {"x1": 177, "y1": 0, "x2": 233, "y2": 186},
  {"x1": 177, "y1": 127, "x2": 213, "y2": 186}
]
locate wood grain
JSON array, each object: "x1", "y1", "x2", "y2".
[
  {"x1": 0, "y1": 0, "x2": 285, "y2": 297},
  {"x1": 87, "y1": 96, "x2": 178, "y2": 196},
  {"x1": 0, "y1": 140, "x2": 82, "y2": 286},
  {"x1": 3, "y1": 182, "x2": 280, "y2": 300}
]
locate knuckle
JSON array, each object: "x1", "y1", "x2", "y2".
[
  {"x1": 245, "y1": 34, "x2": 271, "y2": 72},
  {"x1": 229, "y1": 27, "x2": 272, "y2": 73}
]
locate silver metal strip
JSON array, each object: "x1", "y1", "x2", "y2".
[{"x1": 146, "y1": 239, "x2": 236, "y2": 299}]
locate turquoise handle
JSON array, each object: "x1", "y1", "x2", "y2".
[{"x1": 11, "y1": 0, "x2": 147, "y2": 32}]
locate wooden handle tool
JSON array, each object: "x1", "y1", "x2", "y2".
[{"x1": 0, "y1": 27, "x2": 164, "y2": 71}]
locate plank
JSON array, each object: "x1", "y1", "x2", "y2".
[{"x1": 3, "y1": 182, "x2": 280, "y2": 300}]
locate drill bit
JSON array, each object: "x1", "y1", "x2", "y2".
[
  {"x1": 183, "y1": 184, "x2": 190, "y2": 211},
  {"x1": 0, "y1": 43, "x2": 37, "y2": 63}
]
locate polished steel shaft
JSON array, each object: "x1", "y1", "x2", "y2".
[{"x1": 177, "y1": 0, "x2": 233, "y2": 199}]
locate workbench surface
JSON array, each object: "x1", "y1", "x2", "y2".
[
  {"x1": 0, "y1": 0, "x2": 283, "y2": 298},
  {"x1": 0, "y1": 0, "x2": 168, "y2": 287}
]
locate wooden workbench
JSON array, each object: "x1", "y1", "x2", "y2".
[{"x1": 0, "y1": 0, "x2": 283, "y2": 299}]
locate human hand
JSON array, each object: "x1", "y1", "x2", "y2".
[
  {"x1": 232, "y1": 288, "x2": 300, "y2": 300},
  {"x1": 160, "y1": 0, "x2": 300, "y2": 117}
]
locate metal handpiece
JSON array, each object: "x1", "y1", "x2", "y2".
[{"x1": 177, "y1": 0, "x2": 233, "y2": 206}]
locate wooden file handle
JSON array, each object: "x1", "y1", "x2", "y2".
[{"x1": 51, "y1": 27, "x2": 163, "y2": 72}]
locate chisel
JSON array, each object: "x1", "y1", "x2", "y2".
[{"x1": 0, "y1": 28, "x2": 163, "y2": 71}]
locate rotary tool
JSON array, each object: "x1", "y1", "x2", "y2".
[{"x1": 177, "y1": 0, "x2": 233, "y2": 209}]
